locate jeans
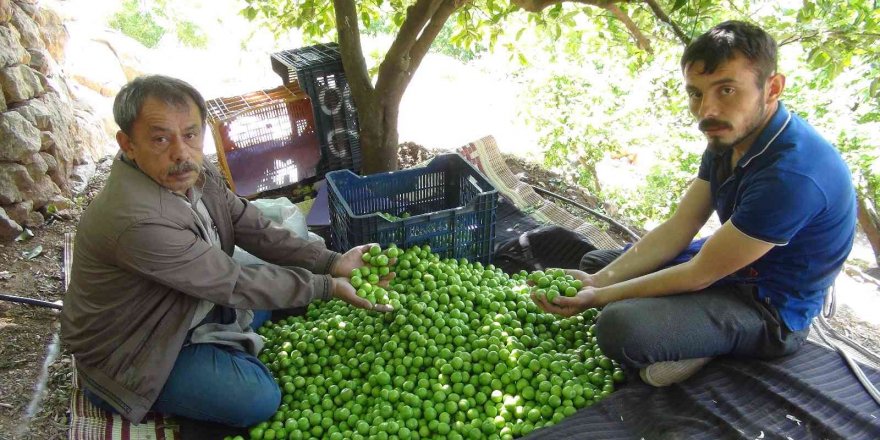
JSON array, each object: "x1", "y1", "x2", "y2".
[
  {"x1": 580, "y1": 249, "x2": 809, "y2": 369},
  {"x1": 85, "y1": 310, "x2": 279, "y2": 427}
]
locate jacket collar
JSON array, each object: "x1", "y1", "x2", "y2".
[
  {"x1": 114, "y1": 152, "x2": 235, "y2": 254},
  {"x1": 737, "y1": 101, "x2": 792, "y2": 169},
  {"x1": 117, "y1": 151, "x2": 208, "y2": 203}
]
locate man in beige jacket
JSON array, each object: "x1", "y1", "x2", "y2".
[{"x1": 61, "y1": 75, "x2": 385, "y2": 426}]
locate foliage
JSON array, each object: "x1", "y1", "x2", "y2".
[
  {"x1": 240, "y1": 0, "x2": 342, "y2": 41},
  {"x1": 176, "y1": 20, "x2": 209, "y2": 49},
  {"x1": 513, "y1": 10, "x2": 701, "y2": 227},
  {"x1": 237, "y1": 0, "x2": 879, "y2": 229},
  {"x1": 109, "y1": 0, "x2": 165, "y2": 48},
  {"x1": 515, "y1": 1, "x2": 880, "y2": 230},
  {"x1": 607, "y1": 146, "x2": 701, "y2": 229},
  {"x1": 515, "y1": 34, "x2": 705, "y2": 229},
  {"x1": 768, "y1": 0, "x2": 880, "y2": 112},
  {"x1": 108, "y1": 0, "x2": 210, "y2": 49},
  {"x1": 360, "y1": 11, "x2": 486, "y2": 62},
  {"x1": 430, "y1": 21, "x2": 487, "y2": 62}
]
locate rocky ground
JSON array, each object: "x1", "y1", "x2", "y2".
[{"x1": 1, "y1": 146, "x2": 879, "y2": 439}]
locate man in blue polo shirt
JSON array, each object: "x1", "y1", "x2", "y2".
[{"x1": 533, "y1": 21, "x2": 856, "y2": 386}]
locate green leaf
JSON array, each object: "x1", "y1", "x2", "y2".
[
  {"x1": 807, "y1": 47, "x2": 832, "y2": 68},
  {"x1": 870, "y1": 77, "x2": 880, "y2": 98},
  {"x1": 672, "y1": 0, "x2": 688, "y2": 13},
  {"x1": 243, "y1": 5, "x2": 257, "y2": 21},
  {"x1": 517, "y1": 52, "x2": 528, "y2": 66}
]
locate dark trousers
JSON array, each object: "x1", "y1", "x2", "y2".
[{"x1": 580, "y1": 249, "x2": 810, "y2": 369}]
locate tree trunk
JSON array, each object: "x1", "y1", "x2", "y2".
[
  {"x1": 335, "y1": 0, "x2": 459, "y2": 175},
  {"x1": 358, "y1": 98, "x2": 401, "y2": 174},
  {"x1": 857, "y1": 194, "x2": 880, "y2": 265}
]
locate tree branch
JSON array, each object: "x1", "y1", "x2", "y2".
[
  {"x1": 643, "y1": 0, "x2": 690, "y2": 45},
  {"x1": 603, "y1": 3, "x2": 652, "y2": 53},
  {"x1": 385, "y1": 0, "x2": 443, "y2": 67},
  {"x1": 408, "y1": 1, "x2": 458, "y2": 79},
  {"x1": 778, "y1": 30, "x2": 880, "y2": 46},
  {"x1": 376, "y1": 0, "x2": 462, "y2": 100},
  {"x1": 333, "y1": 0, "x2": 374, "y2": 102},
  {"x1": 513, "y1": 0, "x2": 665, "y2": 54},
  {"x1": 779, "y1": 31, "x2": 820, "y2": 46},
  {"x1": 512, "y1": 0, "x2": 621, "y2": 13},
  {"x1": 375, "y1": 0, "x2": 444, "y2": 95}
]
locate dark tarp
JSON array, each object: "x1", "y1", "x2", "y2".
[{"x1": 524, "y1": 342, "x2": 880, "y2": 440}]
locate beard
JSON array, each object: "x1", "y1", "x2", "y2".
[{"x1": 701, "y1": 99, "x2": 767, "y2": 155}]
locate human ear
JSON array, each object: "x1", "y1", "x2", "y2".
[
  {"x1": 766, "y1": 73, "x2": 785, "y2": 103},
  {"x1": 116, "y1": 131, "x2": 134, "y2": 158}
]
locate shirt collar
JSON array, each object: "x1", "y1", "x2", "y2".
[{"x1": 737, "y1": 101, "x2": 792, "y2": 169}]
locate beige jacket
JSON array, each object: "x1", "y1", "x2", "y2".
[{"x1": 61, "y1": 156, "x2": 339, "y2": 423}]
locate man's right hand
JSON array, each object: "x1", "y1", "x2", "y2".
[
  {"x1": 532, "y1": 286, "x2": 599, "y2": 317},
  {"x1": 330, "y1": 277, "x2": 393, "y2": 313}
]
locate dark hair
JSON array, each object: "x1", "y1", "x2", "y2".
[
  {"x1": 113, "y1": 75, "x2": 207, "y2": 135},
  {"x1": 681, "y1": 21, "x2": 777, "y2": 86}
]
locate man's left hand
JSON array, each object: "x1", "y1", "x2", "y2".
[
  {"x1": 330, "y1": 243, "x2": 395, "y2": 286},
  {"x1": 532, "y1": 287, "x2": 599, "y2": 317}
]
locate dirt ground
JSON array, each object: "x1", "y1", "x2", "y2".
[
  {"x1": 1, "y1": 145, "x2": 879, "y2": 439},
  {"x1": 0, "y1": 156, "x2": 111, "y2": 440}
]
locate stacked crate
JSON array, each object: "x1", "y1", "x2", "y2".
[
  {"x1": 271, "y1": 42, "x2": 362, "y2": 176},
  {"x1": 205, "y1": 84, "x2": 320, "y2": 197}
]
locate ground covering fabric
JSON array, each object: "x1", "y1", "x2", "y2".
[{"x1": 523, "y1": 342, "x2": 880, "y2": 440}]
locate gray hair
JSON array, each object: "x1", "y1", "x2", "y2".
[{"x1": 113, "y1": 75, "x2": 208, "y2": 135}]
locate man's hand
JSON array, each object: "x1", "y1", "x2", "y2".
[
  {"x1": 331, "y1": 277, "x2": 393, "y2": 312},
  {"x1": 564, "y1": 269, "x2": 599, "y2": 288},
  {"x1": 525, "y1": 269, "x2": 598, "y2": 290},
  {"x1": 330, "y1": 244, "x2": 373, "y2": 278},
  {"x1": 330, "y1": 243, "x2": 395, "y2": 286},
  {"x1": 532, "y1": 286, "x2": 598, "y2": 317}
]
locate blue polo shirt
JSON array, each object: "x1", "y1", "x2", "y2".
[{"x1": 696, "y1": 102, "x2": 856, "y2": 331}]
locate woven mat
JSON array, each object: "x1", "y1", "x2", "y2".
[
  {"x1": 68, "y1": 359, "x2": 180, "y2": 440},
  {"x1": 456, "y1": 136, "x2": 620, "y2": 250}
]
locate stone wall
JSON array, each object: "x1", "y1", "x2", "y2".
[{"x1": 0, "y1": 0, "x2": 111, "y2": 240}]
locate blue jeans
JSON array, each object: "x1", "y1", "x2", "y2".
[
  {"x1": 580, "y1": 249, "x2": 809, "y2": 369},
  {"x1": 86, "y1": 310, "x2": 278, "y2": 427}
]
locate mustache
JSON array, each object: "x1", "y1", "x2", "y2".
[
  {"x1": 698, "y1": 119, "x2": 732, "y2": 132},
  {"x1": 167, "y1": 161, "x2": 201, "y2": 175}
]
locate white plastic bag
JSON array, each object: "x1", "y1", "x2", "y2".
[{"x1": 233, "y1": 198, "x2": 324, "y2": 266}]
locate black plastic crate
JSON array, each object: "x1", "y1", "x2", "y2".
[
  {"x1": 326, "y1": 154, "x2": 499, "y2": 264},
  {"x1": 271, "y1": 42, "x2": 362, "y2": 176}
]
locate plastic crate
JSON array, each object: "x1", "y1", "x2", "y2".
[
  {"x1": 270, "y1": 42, "x2": 362, "y2": 175},
  {"x1": 326, "y1": 154, "x2": 499, "y2": 264},
  {"x1": 205, "y1": 84, "x2": 321, "y2": 197}
]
